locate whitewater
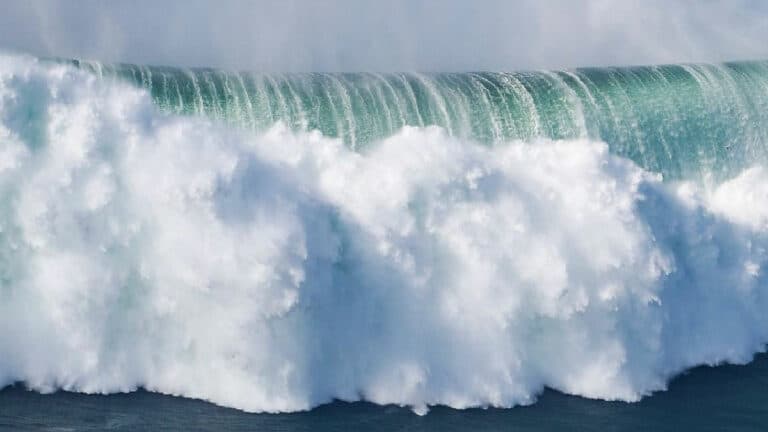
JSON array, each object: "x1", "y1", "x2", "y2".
[{"x1": 1, "y1": 53, "x2": 768, "y2": 415}]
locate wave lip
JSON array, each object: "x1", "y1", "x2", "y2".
[
  {"x1": 69, "y1": 57, "x2": 768, "y2": 180},
  {"x1": 0, "y1": 54, "x2": 767, "y2": 414}
]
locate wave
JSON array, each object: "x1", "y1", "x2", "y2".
[
  {"x1": 66, "y1": 57, "x2": 768, "y2": 181},
  {"x1": 1, "y1": 53, "x2": 767, "y2": 414}
]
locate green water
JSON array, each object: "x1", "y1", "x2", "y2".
[{"x1": 69, "y1": 59, "x2": 768, "y2": 180}]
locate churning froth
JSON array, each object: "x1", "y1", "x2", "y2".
[{"x1": 1, "y1": 54, "x2": 767, "y2": 414}]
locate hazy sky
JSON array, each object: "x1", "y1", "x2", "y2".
[{"x1": 0, "y1": 0, "x2": 767, "y2": 71}]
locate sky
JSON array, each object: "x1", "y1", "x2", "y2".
[{"x1": 0, "y1": 0, "x2": 767, "y2": 72}]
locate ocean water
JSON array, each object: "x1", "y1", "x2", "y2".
[
  {"x1": 1, "y1": 52, "x2": 768, "y2": 428},
  {"x1": 69, "y1": 58, "x2": 768, "y2": 180},
  {"x1": 2, "y1": 354, "x2": 767, "y2": 431}
]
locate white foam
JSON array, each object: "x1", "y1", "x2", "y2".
[{"x1": 0, "y1": 54, "x2": 767, "y2": 414}]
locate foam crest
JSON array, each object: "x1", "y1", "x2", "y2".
[{"x1": 0, "y1": 55, "x2": 767, "y2": 414}]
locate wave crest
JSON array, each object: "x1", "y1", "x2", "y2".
[{"x1": 1, "y1": 55, "x2": 767, "y2": 414}]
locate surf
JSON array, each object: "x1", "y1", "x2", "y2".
[{"x1": 0, "y1": 53, "x2": 767, "y2": 414}]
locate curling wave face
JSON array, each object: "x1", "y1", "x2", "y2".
[
  {"x1": 1, "y1": 54, "x2": 768, "y2": 414},
  {"x1": 70, "y1": 58, "x2": 768, "y2": 181}
]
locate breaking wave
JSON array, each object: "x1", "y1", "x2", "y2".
[{"x1": 1, "y1": 54, "x2": 767, "y2": 414}]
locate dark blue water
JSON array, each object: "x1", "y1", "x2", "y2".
[{"x1": 2, "y1": 353, "x2": 766, "y2": 431}]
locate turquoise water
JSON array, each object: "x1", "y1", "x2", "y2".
[{"x1": 70, "y1": 59, "x2": 768, "y2": 180}]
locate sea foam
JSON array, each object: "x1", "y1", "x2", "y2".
[{"x1": 0, "y1": 54, "x2": 767, "y2": 414}]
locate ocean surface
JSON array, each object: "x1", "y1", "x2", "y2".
[
  {"x1": 1, "y1": 52, "x2": 768, "y2": 429},
  {"x1": 2, "y1": 354, "x2": 767, "y2": 431}
]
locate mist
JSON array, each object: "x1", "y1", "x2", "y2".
[{"x1": 0, "y1": 0, "x2": 767, "y2": 73}]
